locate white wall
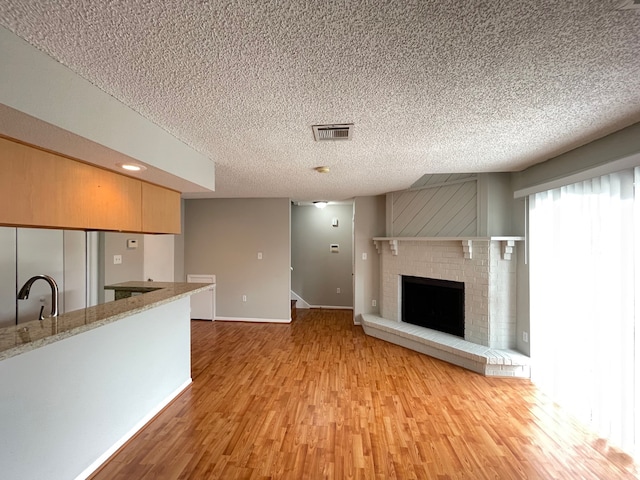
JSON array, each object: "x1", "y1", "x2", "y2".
[{"x1": 0, "y1": 297, "x2": 192, "y2": 480}]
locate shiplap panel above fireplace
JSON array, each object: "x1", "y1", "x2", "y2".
[{"x1": 390, "y1": 175, "x2": 478, "y2": 237}]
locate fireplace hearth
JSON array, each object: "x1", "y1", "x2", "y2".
[{"x1": 402, "y1": 275, "x2": 464, "y2": 337}]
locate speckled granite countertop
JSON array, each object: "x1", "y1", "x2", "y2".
[{"x1": 0, "y1": 282, "x2": 213, "y2": 362}]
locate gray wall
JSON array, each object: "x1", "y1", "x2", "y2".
[
  {"x1": 353, "y1": 196, "x2": 386, "y2": 324},
  {"x1": 291, "y1": 204, "x2": 354, "y2": 308},
  {"x1": 477, "y1": 173, "x2": 516, "y2": 236},
  {"x1": 173, "y1": 199, "x2": 186, "y2": 281},
  {"x1": 102, "y1": 232, "x2": 145, "y2": 302},
  {"x1": 184, "y1": 198, "x2": 291, "y2": 321},
  {"x1": 512, "y1": 121, "x2": 640, "y2": 192}
]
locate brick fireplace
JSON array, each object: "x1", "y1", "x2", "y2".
[
  {"x1": 362, "y1": 236, "x2": 529, "y2": 377},
  {"x1": 375, "y1": 237, "x2": 522, "y2": 349}
]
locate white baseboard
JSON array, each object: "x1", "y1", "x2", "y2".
[
  {"x1": 215, "y1": 316, "x2": 292, "y2": 324},
  {"x1": 309, "y1": 305, "x2": 353, "y2": 310},
  {"x1": 290, "y1": 291, "x2": 353, "y2": 311},
  {"x1": 76, "y1": 378, "x2": 192, "y2": 480}
]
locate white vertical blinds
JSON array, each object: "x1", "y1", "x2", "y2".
[{"x1": 529, "y1": 167, "x2": 639, "y2": 456}]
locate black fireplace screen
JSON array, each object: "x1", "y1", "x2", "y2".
[{"x1": 401, "y1": 275, "x2": 464, "y2": 337}]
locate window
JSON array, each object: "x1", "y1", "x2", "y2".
[{"x1": 529, "y1": 167, "x2": 639, "y2": 456}]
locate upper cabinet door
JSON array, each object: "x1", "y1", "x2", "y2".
[
  {"x1": 60, "y1": 155, "x2": 142, "y2": 231},
  {"x1": 0, "y1": 136, "x2": 181, "y2": 234},
  {"x1": 0, "y1": 136, "x2": 142, "y2": 231},
  {"x1": 141, "y1": 182, "x2": 181, "y2": 234}
]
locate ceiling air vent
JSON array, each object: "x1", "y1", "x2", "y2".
[{"x1": 312, "y1": 124, "x2": 354, "y2": 141}]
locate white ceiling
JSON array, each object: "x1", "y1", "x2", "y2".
[{"x1": 1, "y1": 1, "x2": 639, "y2": 201}]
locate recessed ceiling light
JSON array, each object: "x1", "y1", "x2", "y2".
[
  {"x1": 315, "y1": 166, "x2": 330, "y2": 173},
  {"x1": 116, "y1": 162, "x2": 147, "y2": 172},
  {"x1": 313, "y1": 201, "x2": 328, "y2": 209}
]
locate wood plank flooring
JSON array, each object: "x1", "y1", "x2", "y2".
[{"x1": 90, "y1": 309, "x2": 638, "y2": 479}]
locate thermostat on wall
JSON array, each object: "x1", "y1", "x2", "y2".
[
  {"x1": 127, "y1": 239, "x2": 138, "y2": 249},
  {"x1": 330, "y1": 244, "x2": 339, "y2": 253}
]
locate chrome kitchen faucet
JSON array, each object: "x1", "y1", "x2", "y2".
[{"x1": 17, "y1": 274, "x2": 59, "y2": 320}]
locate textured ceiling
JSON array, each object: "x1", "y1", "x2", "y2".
[{"x1": 1, "y1": 1, "x2": 639, "y2": 201}]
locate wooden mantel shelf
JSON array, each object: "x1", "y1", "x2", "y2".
[{"x1": 373, "y1": 236, "x2": 525, "y2": 260}]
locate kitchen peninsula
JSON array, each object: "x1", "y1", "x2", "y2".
[{"x1": 0, "y1": 281, "x2": 213, "y2": 480}]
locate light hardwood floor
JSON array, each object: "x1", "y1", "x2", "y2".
[{"x1": 91, "y1": 309, "x2": 638, "y2": 479}]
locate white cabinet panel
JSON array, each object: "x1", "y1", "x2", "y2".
[
  {"x1": 0, "y1": 227, "x2": 16, "y2": 328},
  {"x1": 187, "y1": 274, "x2": 215, "y2": 320},
  {"x1": 144, "y1": 234, "x2": 174, "y2": 281},
  {"x1": 17, "y1": 228, "x2": 63, "y2": 324}
]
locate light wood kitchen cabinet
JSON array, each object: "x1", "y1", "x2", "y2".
[
  {"x1": 0, "y1": 136, "x2": 181, "y2": 233},
  {"x1": 141, "y1": 182, "x2": 181, "y2": 234}
]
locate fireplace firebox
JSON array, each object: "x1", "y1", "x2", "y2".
[{"x1": 401, "y1": 275, "x2": 465, "y2": 338}]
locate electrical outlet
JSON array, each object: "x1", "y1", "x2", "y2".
[
  {"x1": 113, "y1": 255, "x2": 122, "y2": 265},
  {"x1": 372, "y1": 299, "x2": 377, "y2": 307},
  {"x1": 522, "y1": 331, "x2": 529, "y2": 343},
  {"x1": 257, "y1": 252, "x2": 263, "y2": 260},
  {"x1": 242, "y1": 295, "x2": 247, "y2": 302},
  {"x1": 336, "y1": 288, "x2": 341, "y2": 294}
]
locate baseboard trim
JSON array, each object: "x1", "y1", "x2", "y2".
[
  {"x1": 215, "y1": 316, "x2": 292, "y2": 324},
  {"x1": 309, "y1": 305, "x2": 353, "y2": 310}
]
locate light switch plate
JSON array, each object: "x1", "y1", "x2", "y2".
[{"x1": 113, "y1": 255, "x2": 122, "y2": 265}]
